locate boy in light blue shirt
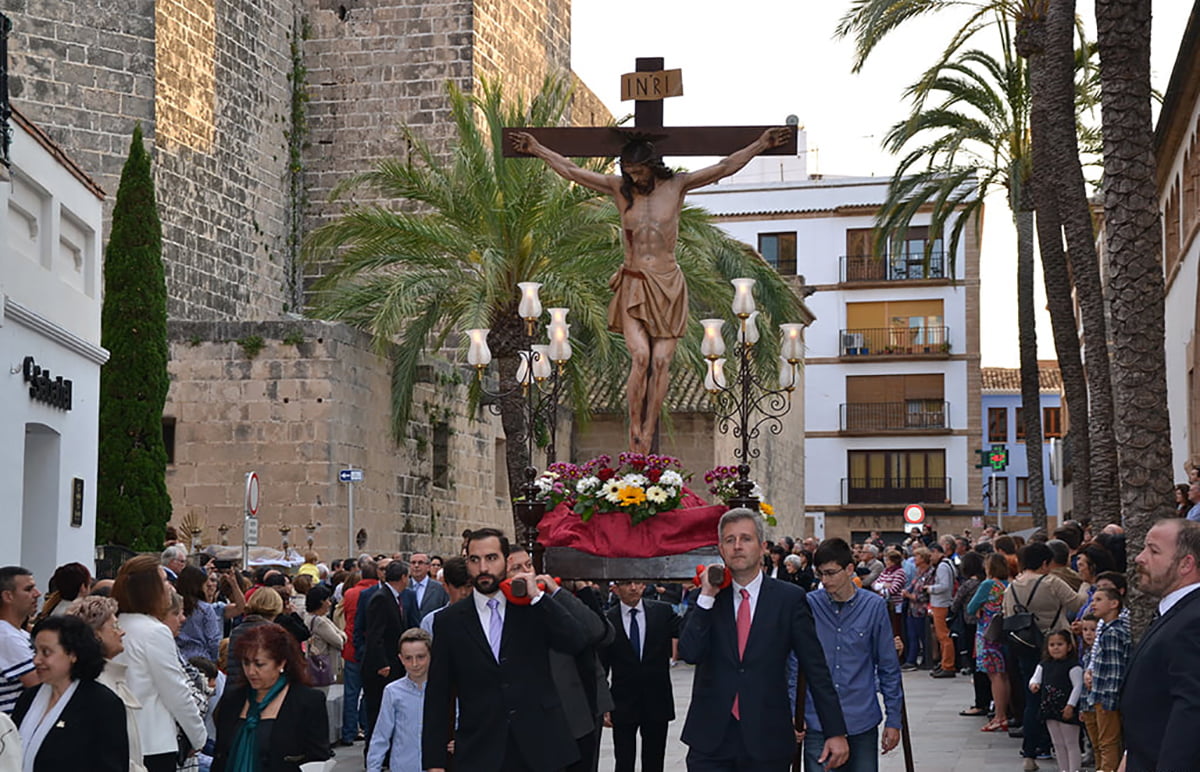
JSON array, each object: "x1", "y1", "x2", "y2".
[{"x1": 368, "y1": 628, "x2": 433, "y2": 772}]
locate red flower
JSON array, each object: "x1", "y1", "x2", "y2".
[
  {"x1": 647, "y1": 468, "x2": 663, "y2": 483},
  {"x1": 630, "y1": 457, "x2": 647, "y2": 469},
  {"x1": 597, "y1": 467, "x2": 615, "y2": 481}
]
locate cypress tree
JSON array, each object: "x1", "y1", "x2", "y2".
[{"x1": 96, "y1": 124, "x2": 171, "y2": 550}]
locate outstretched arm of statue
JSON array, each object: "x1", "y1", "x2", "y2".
[
  {"x1": 510, "y1": 131, "x2": 615, "y2": 194},
  {"x1": 681, "y1": 127, "x2": 792, "y2": 191}
]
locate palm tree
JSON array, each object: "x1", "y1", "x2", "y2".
[
  {"x1": 304, "y1": 75, "x2": 804, "y2": 530},
  {"x1": 1017, "y1": 0, "x2": 1120, "y2": 526},
  {"x1": 1095, "y1": 0, "x2": 1175, "y2": 607},
  {"x1": 871, "y1": 18, "x2": 1048, "y2": 526},
  {"x1": 838, "y1": 0, "x2": 1107, "y2": 521}
]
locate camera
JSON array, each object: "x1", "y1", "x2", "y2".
[{"x1": 213, "y1": 559, "x2": 234, "y2": 571}]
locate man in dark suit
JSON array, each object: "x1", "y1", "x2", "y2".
[
  {"x1": 410, "y1": 552, "x2": 450, "y2": 619},
  {"x1": 362, "y1": 559, "x2": 413, "y2": 747},
  {"x1": 679, "y1": 508, "x2": 848, "y2": 771},
  {"x1": 508, "y1": 547, "x2": 614, "y2": 772},
  {"x1": 602, "y1": 579, "x2": 680, "y2": 772},
  {"x1": 1120, "y1": 518, "x2": 1200, "y2": 772},
  {"x1": 422, "y1": 528, "x2": 589, "y2": 772}
]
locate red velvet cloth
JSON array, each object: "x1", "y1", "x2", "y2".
[{"x1": 538, "y1": 487, "x2": 726, "y2": 558}]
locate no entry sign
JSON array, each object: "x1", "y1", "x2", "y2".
[{"x1": 903, "y1": 504, "x2": 926, "y2": 525}]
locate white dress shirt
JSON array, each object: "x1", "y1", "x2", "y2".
[
  {"x1": 1158, "y1": 581, "x2": 1200, "y2": 616},
  {"x1": 620, "y1": 600, "x2": 647, "y2": 654},
  {"x1": 695, "y1": 569, "x2": 764, "y2": 624}
]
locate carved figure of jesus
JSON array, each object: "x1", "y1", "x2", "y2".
[{"x1": 511, "y1": 128, "x2": 791, "y2": 453}]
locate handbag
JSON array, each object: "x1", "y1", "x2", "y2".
[
  {"x1": 983, "y1": 613, "x2": 1005, "y2": 643},
  {"x1": 1003, "y1": 575, "x2": 1049, "y2": 650},
  {"x1": 306, "y1": 618, "x2": 335, "y2": 687}
]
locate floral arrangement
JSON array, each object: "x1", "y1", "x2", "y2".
[
  {"x1": 533, "y1": 452, "x2": 689, "y2": 525},
  {"x1": 703, "y1": 465, "x2": 777, "y2": 526}
]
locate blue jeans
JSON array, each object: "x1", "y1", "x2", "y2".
[
  {"x1": 803, "y1": 726, "x2": 879, "y2": 772},
  {"x1": 341, "y1": 659, "x2": 363, "y2": 742},
  {"x1": 903, "y1": 614, "x2": 925, "y2": 666}
]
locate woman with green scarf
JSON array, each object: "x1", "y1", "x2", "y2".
[{"x1": 211, "y1": 623, "x2": 330, "y2": 772}]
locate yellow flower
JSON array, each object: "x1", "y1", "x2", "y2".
[
  {"x1": 617, "y1": 485, "x2": 647, "y2": 506},
  {"x1": 760, "y1": 502, "x2": 775, "y2": 517}
]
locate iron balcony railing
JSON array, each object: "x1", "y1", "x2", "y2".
[
  {"x1": 842, "y1": 477, "x2": 951, "y2": 505},
  {"x1": 840, "y1": 401, "x2": 950, "y2": 432},
  {"x1": 839, "y1": 326, "x2": 951, "y2": 356},
  {"x1": 840, "y1": 252, "x2": 947, "y2": 282}
]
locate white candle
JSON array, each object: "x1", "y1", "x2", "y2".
[
  {"x1": 547, "y1": 322, "x2": 572, "y2": 362},
  {"x1": 466, "y1": 328, "x2": 491, "y2": 368},
  {"x1": 780, "y1": 323, "x2": 805, "y2": 361},
  {"x1": 731, "y1": 278, "x2": 756, "y2": 318},
  {"x1": 531, "y1": 344, "x2": 552, "y2": 380},
  {"x1": 739, "y1": 311, "x2": 760, "y2": 346},
  {"x1": 700, "y1": 319, "x2": 726, "y2": 358},
  {"x1": 517, "y1": 282, "x2": 543, "y2": 321}
]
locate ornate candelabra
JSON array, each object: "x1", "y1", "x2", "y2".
[
  {"x1": 217, "y1": 523, "x2": 231, "y2": 546},
  {"x1": 303, "y1": 521, "x2": 319, "y2": 549},
  {"x1": 466, "y1": 281, "x2": 572, "y2": 563},
  {"x1": 701, "y1": 278, "x2": 805, "y2": 511}
]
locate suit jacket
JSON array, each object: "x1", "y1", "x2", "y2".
[
  {"x1": 547, "y1": 588, "x2": 614, "y2": 738},
  {"x1": 363, "y1": 584, "x2": 413, "y2": 681},
  {"x1": 210, "y1": 683, "x2": 332, "y2": 772},
  {"x1": 1120, "y1": 587, "x2": 1200, "y2": 772},
  {"x1": 422, "y1": 593, "x2": 588, "y2": 772},
  {"x1": 679, "y1": 575, "x2": 846, "y2": 761},
  {"x1": 13, "y1": 679, "x2": 129, "y2": 772},
  {"x1": 602, "y1": 599, "x2": 679, "y2": 724},
  {"x1": 414, "y1": 578, "x2": 450, "y2": 619},
  {"x1": 354, "y1": 583, "x2": 419, "y2": 663}
]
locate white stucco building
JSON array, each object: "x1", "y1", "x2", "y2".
[
  {"x1": 1, "y1": 106, "x2": 107, "y2": 583},
  {"x1": 688, "y1": 141, "x2": 982, "y2": 542},
  {"x1": 1157, "y1": 4, "x2": 1200, "y2": 477}
]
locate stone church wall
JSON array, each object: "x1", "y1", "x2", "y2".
[{"x1": 165, "y1": 318, "x2": 510, "y2": 558}]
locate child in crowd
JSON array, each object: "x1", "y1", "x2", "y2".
[
  {"x1": 367, "y1": 628, "x2": 433, "y2": 772},
  {"x1": 1077, "y1": 615, "x2": 1099, "y2": 767},
  {"x1": 1082, "y1": 588, "x2": 1130, "y2": 772},
  {"x1": 1029, "y1": 630, "x2": 1083, "y2": 772}
]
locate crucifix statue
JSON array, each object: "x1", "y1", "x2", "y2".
[{"x1": 506, "y1": 58, "x2": 796, "y2": 454}]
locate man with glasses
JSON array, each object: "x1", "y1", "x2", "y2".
[
  {"x1": 803, "y1": 539, "x2": 903, "y2": 771},
  {"x1": 408, "y1": 552, "x2": 448, "y2": 619}
]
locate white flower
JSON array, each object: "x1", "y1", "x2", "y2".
[
  {"x1": 751, "y1": 484, "x2": 764, "y2": 500},
  {"x1": 535, "y1": 477, "x2": 553, "y2": 494},
  {"x1": 621, "y1": 473, "x2": 648, "y2": 488},
  {"x1": 645, "y1": 485, "x2": 669, "y2": 504},
  {"x1": 660, "y1": 470, "x2": 684, "y2": 487},
  {"x1": 576, "y1": 476, "x2": 601, "y2": 494},
  {"x1": 602, "y1": 480, "x2": 623, "y2": 503}
]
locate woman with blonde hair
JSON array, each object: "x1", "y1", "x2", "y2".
[
  {"x1": 112, "y1": 556, "x2": 206, "y2": 772},
  {"x1": 225, "y1": 588, "x2": 283, "y2": 686},
  {"x1": 66, "y1": 595, "x2": 147, "y2": 771}
]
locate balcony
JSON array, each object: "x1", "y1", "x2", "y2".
[
  {"x1": 840, "y1": 252, "x2": 948, "y2": 283},
  {"x1": 840, "y1": 401, "x2": 950, "y2": 433},
  {"x1": 840, "y1": 326, "x2": 951, "y2": 357},
  {"x1": 842, "y1": 477, "x2": 951, "y2": 505}
]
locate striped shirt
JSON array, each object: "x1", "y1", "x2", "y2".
[{"x1": 0, "y1": 620, "x2": 33, "y2": 713}]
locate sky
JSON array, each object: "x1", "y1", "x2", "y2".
[{"x1": 571, "y1": 0, "x2": 1193, "y2": 367}]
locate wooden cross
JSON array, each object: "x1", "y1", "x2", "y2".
[{"x1": 502, "y1": 57, "x2": 797, "y2": 158}]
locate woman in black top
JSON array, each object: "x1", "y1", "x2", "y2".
[{"x1": 211, "y1": 623, "x2": 330, "y2": 772}]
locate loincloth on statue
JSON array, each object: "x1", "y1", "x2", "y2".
[{"x1": 607, "y1": 265, "x2": 688, "y2": 339}]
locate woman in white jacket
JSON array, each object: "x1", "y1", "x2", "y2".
[{"x1": 112, "y1": 556, "x2": 207, "y2": 772}]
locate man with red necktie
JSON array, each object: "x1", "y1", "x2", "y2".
[{"x1": 679, "y1": 508, "x2": 849, "y2": 771}]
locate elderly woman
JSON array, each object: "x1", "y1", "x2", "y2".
[
  {"x1": 780, "y1": 554, "x2": 805, "y2": 586},
  {"x1": 14, "y1": 615, "x2": 128, "y2": 771},
  {"x1": 900, "y1": 547, "x2": 933, "y2": 671},
  {"x1": 211, "y1": 624, "x2": 330, "y2": 772},
  {"x1": 65, "y1": 596, "x2": 147, "y2": 772},
  {"x1": 113, "y1": 556, "x2": 207, "y2": 772}
]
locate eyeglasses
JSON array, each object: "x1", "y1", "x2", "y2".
[{"x1": 817, "y1": 568, "x2": 847, "y2": 579}]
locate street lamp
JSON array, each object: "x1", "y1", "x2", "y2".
[
  {"x1": 467, "y1": 283, "x2": 573, "y2": 564},
  {"x1": 702, "y1": 278, "x2": 804, "y2": 510}
]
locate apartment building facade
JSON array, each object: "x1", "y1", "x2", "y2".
[{"x1": 689, "y1": 152, "x2": 982, "y2": 542}]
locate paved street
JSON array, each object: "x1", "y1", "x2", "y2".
[{"x1": 332, "y1": 665, "x2": 1065, "y2": 772}]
